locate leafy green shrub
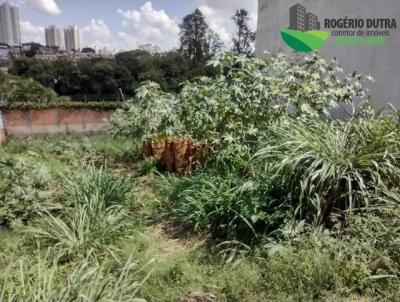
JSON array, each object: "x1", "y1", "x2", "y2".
[
  {"x1": 108, "y1": 82, "x2": 180, "y2": 141},
  {"x1": 0, "y1": 77, "x2": 58, "y2": 104},
  {"x1": 179, "y1": 52, "x2": 368, "y2": 143},
  {"x1": 254, "y1": 112, "x2": 400, "y2": 223},
  {"x1": 259, "y1": 210, "x2": 400, "y2": 301},
  {"x1": 0, "y1": 155, "x2": 52, "y2": 227},
  {"x1": 339, "y1": 205, "x2": 400, "y2": 276},
  {"x1": 160, "y1": 104, "x2": 400, "y2": 240},
  {"x1": 109, "y1": 52, "x2": 369, "y2": 144}
]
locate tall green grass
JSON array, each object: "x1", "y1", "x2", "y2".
[
  {"x1": 255, "y1": 115, "x2": 400, "y2": 223},
  {"x1": 4, "y1": 134, "x2": 142, "y2": 166},
  {"x1": 26, "y1": 197, "x2": 130, "y2": 260},
  {"x1": 26, "y1": 168, "x2": 135, "y2": 260},
  {"x1": 0, "y1": 251, "x2": 149, "y2": 302},
  {"x1": 63, "y1": 167, "x2": 132, "y2": 207},
  {"x1": 161, "y1": 111, "x2": 400, "y2": 240}
]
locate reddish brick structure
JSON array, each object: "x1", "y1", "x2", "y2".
[
  {"x1": 0, "y1": 108, "x2": 114, "y2": 139},
  {"x1": 0, "y1": 112, "x2": 5, "y2": 144},
  {"x1": 143, "y1": 137, "x2": 210, "y2": 174}
]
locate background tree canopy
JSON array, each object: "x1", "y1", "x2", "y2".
[{"x1": 8, "y1": 7, "x2": 255, "y2": 101}]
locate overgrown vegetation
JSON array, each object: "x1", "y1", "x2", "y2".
[
  {"x1": 2, "y1": 51, "x2": 400, "y2": 301},
  {"x1": 108, "y1": 52, "x2": 400, "y2": 300},
  {"x1": 0, "y1": 73, "x2": 65, "y2": 104},
  {"x1": 110, "y1": 52, "x2": 369, "y2": 143}
]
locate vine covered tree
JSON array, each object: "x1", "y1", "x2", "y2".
[{"x1": 232, "y1": 9, "x2": 256, "y2": 57}]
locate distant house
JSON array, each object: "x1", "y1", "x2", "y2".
[{"x1": 0, "y1": 42, "x2": 10, "y2": 63}]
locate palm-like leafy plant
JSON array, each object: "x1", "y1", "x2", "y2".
[
  {"x1": 26, "y1": 169, "x2": 134, "y2": 259},
  {"x1": 254, "y1": 114, "x2": 400, "y2": 223},
  {"x1": 26, "y1": 195, "x2": 130, "y2": 260},
  {"x1": 0, "y1": 251, "x2": 149, "y2": 302},
  {"x1": 62, "y1": 167, "x2": 132, "y2": 207}
]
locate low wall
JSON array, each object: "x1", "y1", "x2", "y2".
[
  {"x1": 0, "y1": 112, "x2": 5, "y2": 144},
  {"x1": 0, "y1": 108, "x2": 114, "y2": 138}
]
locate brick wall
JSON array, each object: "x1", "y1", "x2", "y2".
[
  {"x1": 0, "y1": 112, "x2": 5, "y2": 144},
  {"x1": 0, "y1": 108, "x2": 114, "y2": 139}
]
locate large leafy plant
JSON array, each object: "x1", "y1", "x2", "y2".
[
  {"x1": 179, "y1": 52, "x2": 369, "y2": 143},
  {"x1": 109, "y1": 52, "x2": 370, "y2": 144},
  {"x1": 0, "y1": 155, "x2": 51, "y2": 227},
  {"x1": 108, "y1": 82, "x2": 181, "y2": 141}
]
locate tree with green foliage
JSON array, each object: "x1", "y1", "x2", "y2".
[
  {"x1": 25, "y1": 60, "x2": 55, "y2": 88},
  {"x1": 78, "y1": 58, "x2": 120, "y2": 98},
  {"x1": 115, "y1": 49, "x2": 195, "y2": 93},
  {"x1": 23, "y1": 43, "x2": 42, "y2": 58},
  {"x1": 115, "y1": 49, "x2": 149, "y2": 79},
  {"x1": 53, "y1": 59, "x2": 82, "y2": 96},
  {"x1": 136, "y1": 53, "x2": 165, "y2": 86},
  {"x1": 179, "y1": 9, "x2": 223, "y2": 64},
  {"x1": 11, "y1": 56, "x2": 33, "y2": 76},
  {"x1": 81, "y1": 47, "x2": 96, "y2": 54},
  {"x1": 159, "y1": 51, "x2": 191, "y2": 92},
  {"x1": 10, "y1": 45, "x2": 217, "y2": 99},
  {"x1": 232, "y1": 9, "x2": 256, "y2": 57},
  {"x1": 0, "y1": 76, "x2": 59, "y2": 104},
  {"x1": 0, "y1": 70, "x2": 5, "y2": 84}
]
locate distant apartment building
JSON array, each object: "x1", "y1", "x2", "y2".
[
  {"x1": 98, "y1": 47, "x2": 115, "y2": 58},
  {"x1": 0, "y1": 2, "x2": 21, "y2": 46},
  {"x1": 64, "y1": 26, "x2": 81, "y2": 51},
  {"x1": 45, "y1": 25, "x2": 65, "y2": 50},
  {"x1": 289, "y1": 4, "x2": 306, "y2": 31},
  {"x1": 0, "y1": 43, "x2": 10, "y2": 62},
  {"x1": 305, "y1": 12, "x2": 320, "y2": 30}
]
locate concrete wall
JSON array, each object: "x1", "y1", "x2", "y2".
[
  {"x1": 256, "y1": 0, "x2": 400, "y2": 108},
  {"x1": 0, "y1": 108, "x2": 113, "y2": 138},
  {"x1": 0, "y1": 111, "x2": 5, "y2": 144}
]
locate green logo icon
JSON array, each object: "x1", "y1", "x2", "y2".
[
  {"x1": 281, "y1": 4, "x2": 330, "y2": 52},
  {"x1": 280, "y1": 29, "x2": 329, "y2": 52}
]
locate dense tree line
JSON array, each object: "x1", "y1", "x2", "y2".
[
  {"x1": 9, "y1": 8, "x2": 255, "y2": 101},
  {"x1": 10, "y1": 50, "x2": 210, "y2": 100}
]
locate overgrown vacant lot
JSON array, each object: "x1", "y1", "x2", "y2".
[
  {"x1": 1, "y1": 53, "x2": 400, "y2": 301},
  {"x1": 0, "y1": 130, "x2": 397, "y2": 302},
  {"x1": 0, "y1": 135, "x2": 274, "y2": 302}
]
